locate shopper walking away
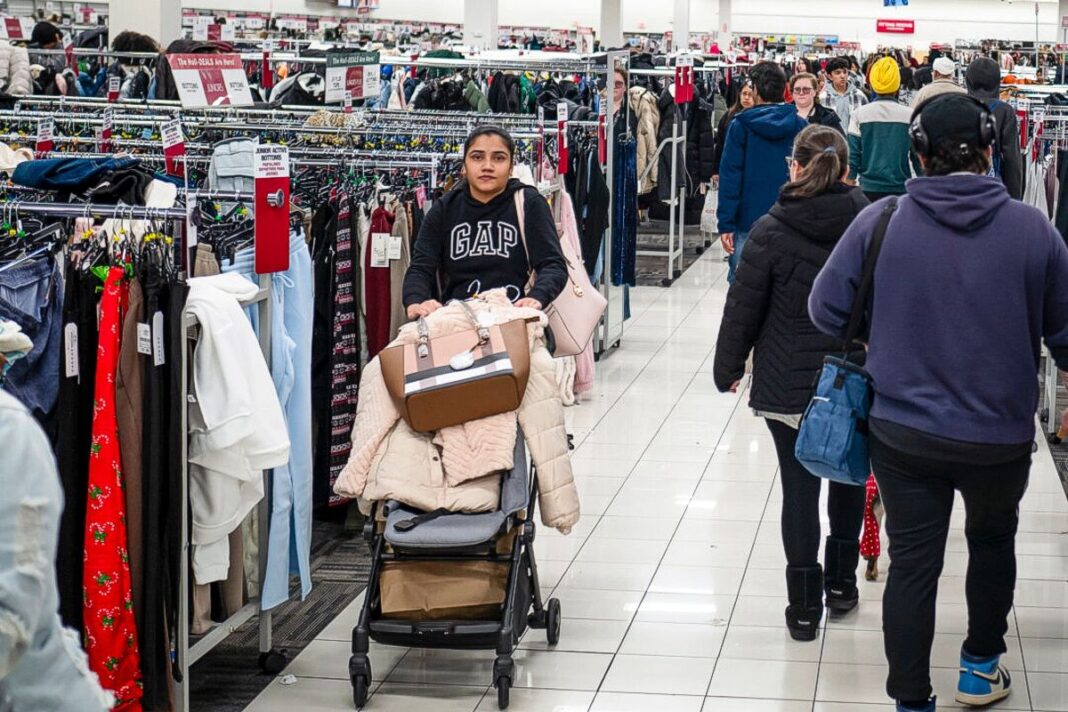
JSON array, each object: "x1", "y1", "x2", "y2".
[
  {"x1": 911, "y1": 57, "x2": 965, "y2": 108},
  {"x1": 820, "y1": 57, "x2": 868, "y2": 130},
  {"x1": 809, "y1": 94, "x2": 1068, "y2": 712},
  {"x1": 966, "y1": 57, "x2": 1024, "y2": 200},
  {"x1": 791, "y1": 73, "x2": 844, "y2": 135},
  {"x1": 717, "y1": 61, "x2": 807, "y2": 284},
  {"x1": 714, "y1": 125, "x2": 868, "y2": 641},
  {"x1": 848, "y1": 56, "x2": 919, "y2": 202},
  {"x1": 404, "y1": 125, "x2": 567, "y2": 319}
]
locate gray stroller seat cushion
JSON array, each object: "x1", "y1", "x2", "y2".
[{"x1": 383, "y1": 433, "x2": 529, "y2": 549}]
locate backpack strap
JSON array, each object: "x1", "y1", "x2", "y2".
[{"x1": 843, "y1": 197, "x2": 898, "y2": 352}]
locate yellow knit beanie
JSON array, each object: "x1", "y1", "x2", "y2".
[{"x1": 869, "y1": 56, "x2": 901, "y2": 95}]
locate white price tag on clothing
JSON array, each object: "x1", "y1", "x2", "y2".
[
  {"x1": 37, "y1": 117, "x2": 54, "y2": 143},
  {"x1": 137, "y1": 323, "x2": 152, "y2": 356},
  {"x1": 370, "y1": 233, "x2": 390, "y2": 268},
  {"x1": 64, "y1": 323, "x2": 79, "y2": 378},
  {"x1": 388, "y1": 235, "x2": 403, "y2": 261},
  {"x1": 152, "y1": 311, "x2": 166, "y2": 367}
]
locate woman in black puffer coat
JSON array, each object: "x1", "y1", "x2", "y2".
[{"x1": 713, "y1": 124, "x2": 868, "y2": 643}]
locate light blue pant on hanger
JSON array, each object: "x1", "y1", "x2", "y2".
[{"x1": 222, "y1": 230, "x2": 314, "y2": 610}]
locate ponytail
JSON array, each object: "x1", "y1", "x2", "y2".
[{"x1": 782, "y1": 125, "x2": 849, "y2": 199}]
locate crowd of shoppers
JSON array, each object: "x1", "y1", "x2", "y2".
[{"x1": 714, "y1": 49, "x2": 1068, "y2": 712}]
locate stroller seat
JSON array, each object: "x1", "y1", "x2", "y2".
[{"x1": 382, "y1": 435, "x2": 530, "y2": 550}]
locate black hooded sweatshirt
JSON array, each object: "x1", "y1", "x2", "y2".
[
  {"x1": 966, "y1": 57, "x2": 1024, "y2": 201},
  {"x1": 714, "y1": 183, "x2": 870, "y2": 414},
  {"x1": 403, "y1": 178, "x2": 568, "y2": 307}
]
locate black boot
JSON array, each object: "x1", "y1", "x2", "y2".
[
  {"x1": 824, "y1": 536, "x2": 861, "y2": 612},
  {"x1": 785, "y1": 565, "x2": 824, "y2": 641}
]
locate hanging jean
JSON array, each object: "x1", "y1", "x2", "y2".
[
  {"x1": 83, "y1": 267, "x2": 142, "y2": 711},
  {"x1": 222, "y1": 230, "x2": 314, "y2": 610},
  {"x1": 0, "y1": 254, "x2": 63, "y2": 430},
  {"x1": 611, "y1": 136, "x2": 638, "y2": 288}
]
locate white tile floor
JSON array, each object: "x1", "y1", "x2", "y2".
[{"x1": 244, "y1": 250, "x2": 1068, "y2": 712}]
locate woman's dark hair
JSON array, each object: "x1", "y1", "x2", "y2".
[
  {"x1": 923, "y1": 138, "x2": 991, "y2": 176},
  {"x1": 782, "y1": 125, "x2": 849, "y2": 199},
  {"x1": 113, "y1": 31, "x2": 160, "y2": 55},
  {"x1": 725, "y1": 80, "x2": 753, "y2": 122},
  {"x1": 463, "y1": 125, "x2": 515, "y2": 160},
  {"x1": 749, "y1": 61, "x2": 787, "y2": 103}
]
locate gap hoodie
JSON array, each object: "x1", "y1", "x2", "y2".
[
  {"x1": 716, "y1": 103, "x2": 808, "y2": 234},
  {"x1": 809, "y1": 175, "x2": 1068, "y2": 445}
]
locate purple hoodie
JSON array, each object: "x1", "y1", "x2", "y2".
[{"x1": 809, "y1": 174, "x2": 1068, "y2": 444}]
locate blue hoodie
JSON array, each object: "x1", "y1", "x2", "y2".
[
  {"x1": 809, "y1": 175, "x2": 1068, "y2": 445},
  {"x1": 716, "y1": 103, "x2": 807, "y2": 234}
]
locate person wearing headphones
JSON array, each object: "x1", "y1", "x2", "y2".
[{"x1": 809, "y1": 94, "x2": 1068, "y2": 712}]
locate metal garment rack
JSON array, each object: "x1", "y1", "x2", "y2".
[{"x1": 0, "y1": 199, "x2": 276, "y2": 712}]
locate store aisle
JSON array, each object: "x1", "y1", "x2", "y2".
[{"x1": 243, "y1": 249, "x2": 1068, "y2": 712}]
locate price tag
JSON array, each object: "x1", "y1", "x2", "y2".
[
  {"x1": 166, "y1": 54, "x2": 254, "y2": 108},
  {"x1": 137, "y1": 323, "x2": 152, "y2": 356},
  {"x1": 36, "y1": 117, "x2": 54, "y2": 155},
  {"x1": 370, "y1": 233, "x2": 390, "y2": 267},
  {"x1": 64, "y1": 323, "x2": 79, "y2": 378},
  {"x1": 151, "y1": 311, "x2": 166, "y2": 367},
  {"x1": 161, "y1": 116, "x2": 186, "y2": 177},
  {"x1": 325, "y1": 50, "x2": 380, "y2": 103},
  {"x1": 254, "y1": 145, "x2": 291, "y2": 274},
  {"x1": 557, "y1": 102, "x2": 569, "y2": 175},
  {"x1": 388, "y1": 235, "x2": 403, "y2": 261}
]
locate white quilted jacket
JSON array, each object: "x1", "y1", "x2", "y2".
[{"x1": 334, "y1": 290, "x2": 580, "y2": 533}]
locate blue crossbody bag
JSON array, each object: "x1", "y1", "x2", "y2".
[{"x1": 794, "y1": 198, "x2": 898, "y2": 486}]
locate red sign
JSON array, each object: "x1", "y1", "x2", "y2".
[
  {"x1": 557, "y1": 103, "x2": 569, "y2": 176},
  {"x1": 254, "y1": 145, "x2": 291, "y2": 275},
  {"x1": 876, "y1": 19, "x2": 915, "y2": 34}
]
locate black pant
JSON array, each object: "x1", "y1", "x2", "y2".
[
  {"x1": 766, "y1": 419, "x2": 866, "y2": 567},
  {"x1": 864, "y1": 190, "x2": 904, "y2": 203},
  {"x1": 870, "y1": 435, "x2": 1031, "y2": 702}
]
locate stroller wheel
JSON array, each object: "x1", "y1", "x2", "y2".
[
  {"x1": 496, "y1": 676, "x2": 511, "y2": 709},
  {"x1": 352, "y1": 674, "x2": 370, "y2": 708},
  {"x1": 546, "y1": 598, "x2": 562, "y2": 646},
  {"x1": 258, "y1": 650, "x2": 288, "y2": 675}
]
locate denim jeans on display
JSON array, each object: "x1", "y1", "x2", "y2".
[
  {"x1": 726, "y1": 230, "x2": 749, "y2": 284},
  {"x1": 222, "y1": 230, "x2": 314, "y2": 609},
  {"x1": 0, "y1": 255, "x2": 63, "y2": 427}
]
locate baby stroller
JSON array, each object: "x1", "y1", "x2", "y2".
[{"x1": 348, "y1": 434, "x2": 562, "y2": 710}]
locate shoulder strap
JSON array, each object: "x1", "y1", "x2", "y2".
[
  {"x1": 843, "y1": 197, "x2": 898, "y2": 351},
  {"x1": 514, "y1": 188, "x2": 528, "y2": 260}
]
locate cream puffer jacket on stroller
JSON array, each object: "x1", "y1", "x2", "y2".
[
  {"x1": 335, "y1": 290, "x2": 580, "y2": 534},
  {"x1": 0, "y1": 42, "x2": 32, "y2": 95}
]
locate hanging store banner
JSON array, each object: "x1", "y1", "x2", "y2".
[
  {"x1": 194, "y1": 23, "x2": 236, "y2": 41},
  {"x1": 161, "y1": 117, "x2": 187, "y2": 178},
  {"x1": 876, "y1": 19, "x2": 915, "y2": 34},
  {"x1": 557, "y1": 102, "x2": 569, "y2": 175},
  {"x1": 675, "y1": 54, "x2": 694, "y2": 104},
  {"x1": 108, "y1": 75, "x2": 120, "y2": 102},
  {"x1": 254, "y1": 145, "x2": 291, "y2": 275},
  {"x1": 0, "y1": 17, "x2": 34, "y2": 39},
  {"x1": 166, "y1": 54, "x2": 254, "y2": 108},
  {"x1": 325, "y1": 50, "x2": 381, "y2": 103}
]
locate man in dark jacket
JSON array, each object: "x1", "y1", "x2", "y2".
[
  {"x1": 966, "y1": 57, "x2": 1023, "y2": 200},
  {"x1": 716, "y1": 61, "x2": 807, "y2": 283},
  {"x1": 809, "y1": 94, "x2": 1068, "y2": 712}
]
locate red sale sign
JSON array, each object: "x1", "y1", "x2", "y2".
[
  {"x1": 254, "y1": 145, "x2": 291, "y2": 275},
  {"x1": 876, "y1": 19, "x2": 915, "y2": 34},
  {"x1": 166, "y1": 54, "x2": 254, "y2": 108}
]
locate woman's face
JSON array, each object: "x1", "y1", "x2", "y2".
[
  {"x1": 792, "y1": 79, "x2": 817, "y2": 111},
  {"x1": 740, "y1": 85, "x2": 755, "y2": 108},
  {"x1": 464, "y1": 134, "x2": 513, "y2": 200},
  {"x1": 613, "y1": 71, "x2": 627, "y2": 106}
]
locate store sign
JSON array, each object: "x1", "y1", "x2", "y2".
[
  {"x1": 0, "y1": 17, "x2": 34, "y2": 40},
  {"x1": 876, "y1": 19, "x2": 915, "y2": 34},
  {"x1": 325, "y1": 51, "x2": 380, "y2": 103},
  {"x1": 194, "y1": 23, "x2": 235, "y2": 41},
  {"x1": 557, "y1": 102, "x2": 569, "y2": 175},
  {"x1": 675, "y1": 54, "x2": 694, "y2": 104},
  {"x1": 161, "y1": 116, "x2": 187, "y2": 177},
  {"x1": 166, "y1": 54, "x2": 254, "y2": 108},
  {"x1": 254, "y1": 145, "x2": 291, "y2": 275},
  {"x1": 35, "y1": 117, "x2": 54, "y2": 156}
]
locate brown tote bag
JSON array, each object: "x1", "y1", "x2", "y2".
[{"x1": 380, "y1": 300, "x2": 530, "y2": 433}]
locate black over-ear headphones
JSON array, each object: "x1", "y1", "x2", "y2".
[{"x1": 909, "y1": 94, "x2": 997, "y2": 156}]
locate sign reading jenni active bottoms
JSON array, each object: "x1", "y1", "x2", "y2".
[
  {"x1": 166, "y1": 54, "x2": 254, "y2": 108},
  {"x1": 325, "y1": 51, "x2": 381, "y2": 103}
]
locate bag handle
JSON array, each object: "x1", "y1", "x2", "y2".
[
  {"x1": 514, "y1": 187, "x2": 584, "y2": 299},
  {"x1": 842, "y1": 197, "x2": 898, "y2": 354}
]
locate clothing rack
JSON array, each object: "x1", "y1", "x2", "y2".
[{"x1": 0, "y1": 197, "x2": 279, "y2": 712}]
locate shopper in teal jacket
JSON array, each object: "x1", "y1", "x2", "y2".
[{"x1": 847, "y1": 56, "x2": 921, "y2": 201}]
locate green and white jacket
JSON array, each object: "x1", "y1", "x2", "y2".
[{"x1": 847, "y1": 97, "x2": 922, "y2": 195}]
